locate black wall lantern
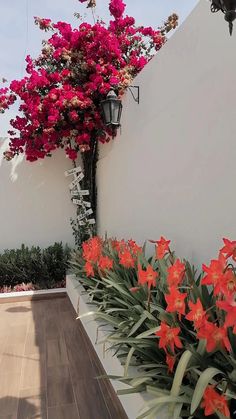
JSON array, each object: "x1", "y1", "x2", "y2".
[
  {"x1": 210, "y1": 0, "x2": 236, "y2": 35},
  {"x1": 101, "y1": 86, "x2": 140, "y2": 129},
  {"x1": 101, "y1": 90, "x2": 123, "y2": 128}
]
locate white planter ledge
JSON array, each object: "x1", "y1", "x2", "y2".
[
  {"x1": 66, "y1": 274, "x2": 147, "y2": 418},
  {"x1": 66, "y1": 274, "x2": 169, "y2": 419},
  {"x1": 0, "y1": 288, "x2": 66, "y2": 303}
]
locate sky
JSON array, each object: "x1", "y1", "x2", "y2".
[{"x1": 0, "y1": 0, "x2": 198, "y2": 137}]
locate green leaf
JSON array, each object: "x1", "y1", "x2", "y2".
[
  {"x1": 196, "y1": 339, "x2": 206, "y2": 356},
  {"x1": 146, "y1": 385, "x2": 170, "y2": 397},
  {"x1": 124, "y1": 347, "x2": 135, "y2": 377},
  {"x1": 171, "y1": 350, "x2": 192, "y2": 397},
  {"x1": 128, "y1": 313, "x2": 148, "y2": 337},
  {"x1": 173, "y1": 403, "x2": 183, "y2": 419},
  {"x1": 190, "y1": 367, "x2": 224, "y2": 415},
  {"x1": 136, "y1": 326, "x2": 159, "y2": 339},
  {"x1": 137, "y1": 396, "x2": 190, "y2": 419},
  {"x1": 117, "y1": 386, "x2": 144, "y2": 395}
]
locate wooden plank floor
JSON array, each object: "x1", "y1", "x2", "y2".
[{"x1": 0, "y1": 296, "x2": 128, "y2": 419}]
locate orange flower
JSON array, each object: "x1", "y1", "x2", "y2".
[
  {"x1": 166, "y1": 353, "x2": 175, "y2": 373},
  {"x1": 98, "y1": 256, "x2": 113, "y2": 271},
  {"x1": 84, "y1": 261, "x2": 94, "y2": 277},
  {"x1": 128, "y1": 239, "x2": 142, "y2": 255},
  {"x1": 202, "y1": 386, "x2": 230, "y2": 417},
  {"x1": 112, "y1": 239, "x2": 126, "y2": 252},
  {"x1": 165, "y1": 287, "x2": 187, "y2": 318},
  {"x1": 217, "y1": 297, "x2": 236, "y2": 333},
  {"x1": 119, "y1": 250, "x2": 135, "y2": 268},
  {"x1": 220, "y1": 237, "x2": 236, "y2": 261},
  {"x1": 138, "y1": 264, "x2": 158, "y2": 289},
  {"x1": 202, "y1": 254, "x2": 226, "y2": 295},
  {"x1": 185, "y1": 298, "x2": 207, "y2": 329},
  {"x1": 82, "y1": 236, "x2": 102, "y2": 263},
  {"x1": 155, "y1": 236, "x2": 171, "y2": 259},
  {"x1": 129, "y1": 287, "x2": 140, "y2": 293},
  {"x1": 197, "y1": 320, "x2": 231, "y2": 352},
  {"x1": 155, "y1": 322, "x2": 182, "y2": 354},
  {"x1": 167, "y1": 259, "x2": 185, "y2": 287},
  {"x1": 220, "y1": 269, "x2": 236, "y2": 296}
]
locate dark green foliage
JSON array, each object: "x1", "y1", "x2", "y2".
[{"x1": 0, "y1": 242, "x2": 71, "y2": 289}]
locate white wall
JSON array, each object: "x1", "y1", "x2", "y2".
[
  {"x1": 0, "y1": 139, "x2": 75, "y2": 251},
  {"x1": 97, "y1": 0, "x2": 236, "y2": 267}
]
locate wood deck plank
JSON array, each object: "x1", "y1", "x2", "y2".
[{"x1": 0, "y1": 295, "x2": 128, "y2": 419}]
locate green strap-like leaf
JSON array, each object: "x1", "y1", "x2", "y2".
[
  {"x1": 137, "y1": 396, "x2": 190, "y2": 419},
  {"x1": 171, "y1": 350, "x2": 193, "y2": 397},
  {"x1": 136, "y1": 326, "x2": 159, "y2": 339},
  {"x1": 124, "y1": 347, "x2": 135, "y2": 377},
  {"x1": 190, "y1": 367, "x2": 224, "y2": 415}
]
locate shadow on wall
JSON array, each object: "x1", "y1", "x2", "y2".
[{"x1": 0, "y1": 138, "x2": 75, "y2": 251}]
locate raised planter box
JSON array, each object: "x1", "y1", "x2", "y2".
[{"x1": 66, "y1": 274, "x2": 150, "y2": 419}]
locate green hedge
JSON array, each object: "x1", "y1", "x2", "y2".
[{"x1": 0, "y1": 242, "x2": 71, "y2": 289}]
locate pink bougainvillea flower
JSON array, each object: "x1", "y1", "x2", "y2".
[
  {"x1": 109, "y1": 0, "x2": 126, "y2": 19},
  {"x1": 0, "y1": 0, "x2": 175, "y2": 163}
]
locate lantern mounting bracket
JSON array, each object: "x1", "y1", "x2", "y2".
[{"x1": 127, "y1": 85, "x2": 140, "y2": 104}]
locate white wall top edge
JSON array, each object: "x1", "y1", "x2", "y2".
[{"x1": 0, "y1": 287, "x2": 66, "y2": 299}]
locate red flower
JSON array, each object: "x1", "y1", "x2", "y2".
[
  {"x1": 202, "y1": 386, "x2": 230, "y2": 417},
  {"x1": 84, "y1": 261, "x2": 94, "y2": 277},
  {"x1": 197, "y1": 320, "x2": 231, "y2": 352},
  {"x1": 82, "y1": 236, "x2": 102, "y2": 263},
  {"x1": 128, "y1": 240, "x2": 142, "y2": 255},
  {"x1": 154, "y1": 236, "x2": 171, "y2": 259},
  {"x1": 129, "y1": 287, "x2": 140, "y2": 293},
  {"x1": 119, "y1": 250, "x2": 135, "y2": 268},
  {"x1": 155, "y1": 322, "x2": 182, "y2": 354},
  {"x1": 138, "y1": 264, "x2": 158, "y2": 289},
  {"x1": 185, "y1": 298, "x2": 207, "y2": 329},
  {"x1": 220, "y1": 269, "x2": 236, "y2": 296},
  {"x1": 165, "y1": 287, "x2": 187, "y2": 318},
  {"x1": 202, "y1": 254, "x2": 226, "y2": 295},
  {"x1": 220, "y1": 238, "x2": 236, "y2": 261},
  {"x1": 217, "y1": 297, "x2": 236, "y2": 333},
  {"x1": 166, "y1": 353, "x2": 175, "y2": 373},
  {"x1": 167, "y1": 259, "x2": 185, "y2": 287},
  {"x1": 98, "y1": 256, "x2": 113, "y2": 271}
]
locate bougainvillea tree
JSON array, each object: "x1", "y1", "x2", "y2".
[{"x1": 0, "y1": 0, "x2": 178, "y2": 237}]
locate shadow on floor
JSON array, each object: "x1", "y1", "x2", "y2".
[{"x1": 0, "y1": 296, "x2": 127, "y2": 419}]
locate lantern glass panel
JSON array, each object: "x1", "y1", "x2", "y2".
[
  {"x1": 102, "y1": 101, "x2": 111, "y2": 125},
  {"x1": 110, "y1": 101, "x2": 120, "y2": 125}
]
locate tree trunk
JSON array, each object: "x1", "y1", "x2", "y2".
[{"x1": 81, "y1": 139, "x2": 98, "y2": 231}]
